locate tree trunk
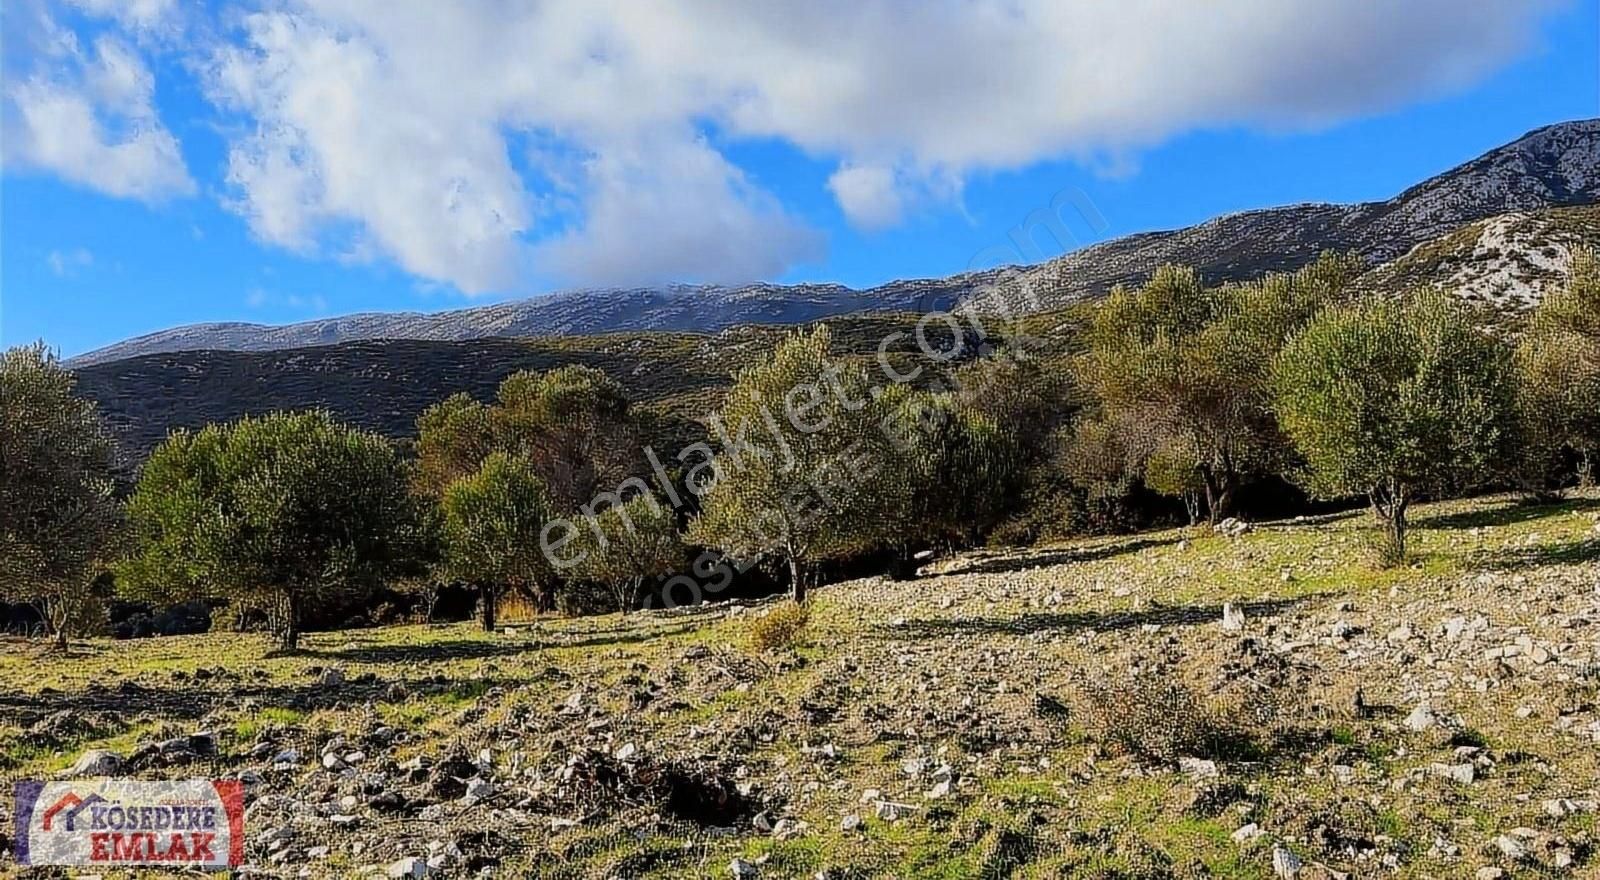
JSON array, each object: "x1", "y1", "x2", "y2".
[
  {"x1": 1183, "y1": 491, "x2": 1200, "y2": 527},
  {"x1": 1369, "y1": 479, "x2": 1410, "y2": 565},
  {"x1": 788, "y1": 556, "x2": 807, "y2": 604},
  {"x1": 1200, "y1": 467, "x2": 1235, "y2": 525},
  {"x1": 617, "y1": 579, "x2": 640, "y2": 616},
  {"x1": 280, "y1": 592, "x2": 301, "y2": 652},
  {"x1": 1391, "y1": 501, "x2": 1408, "y2": 562},
  {"x1": 42, "y1": 596, "x2": 70, "y2": 652},
  {"x1": 480, "y1": 584, "x2": 497, "y2": 632}
]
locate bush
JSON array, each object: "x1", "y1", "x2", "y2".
[
  {"x1": 747, "y1": 601, "x2": 811, "y2": 652},
  {"x1": 1076, "y1": 673, "x2": 1265, "y2": 763}
]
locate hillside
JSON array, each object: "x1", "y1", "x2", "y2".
[
  {"x1": 69, "y1": 195, "x2": 1600, "y2": 470},
  {"x1": 69, "y1": 119, "x2": 1600, "y2": 368},
  {"x1": 1354, "y1": 205, "x2": 1600, "y2": 311},
  {"x1": 72, "y1": 314, "x2": 1007, "y2": 466},
  {"x1": 4, "y1": 493, "x2": 1598, "y2": 878}
]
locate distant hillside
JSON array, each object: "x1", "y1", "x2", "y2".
[
  {"x1": 72, "y1": 315, "x2": 1002, "y2": 467},
  {"x1": 73, "y1": 200, "x2": 1600, "y2": 470},
  {"x1": 71, "y1": 119, "x2": 1600, "y2": 367}
]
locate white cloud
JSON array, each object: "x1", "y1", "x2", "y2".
[
  {"x1": 65, "y1": 0, "x2": 178, "y2": 33},
  {"x1": 3, "y1": 0, "x2": 1566, "y2": 292},
  {"x1": 535, "y1": 132, "x2": 821, "y2": 287},
  {"x1": 46, "y1": 247, "x2": 94, "y2": 277},
  {"x1": 3, "y1": 19, "x2": 194, "y2": 202},
  {"x1": 827, "y1": 164, "x2": 905, "y2": 231}
]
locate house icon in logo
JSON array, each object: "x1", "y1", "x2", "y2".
[{"x1": 40, "y1": 792, "x2": 106, "y2": 832}]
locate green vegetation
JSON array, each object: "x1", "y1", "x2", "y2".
[
  {"x1": 1082, "y1": 253, "x2": 1361, "y2": 523},
  {"x1": 439, "y1": 451, "x2": 559, "y2": 628},
  {"x1": 0, "y1": 344, "x2": 122, "y2": 649},
  {"x1": 1514, "y1": 248, "x2": 1600, "y2": 492},
  {"x1": 1272, "y1": 291, "x2": 1517, "y2": 562},
  {"x1": 688, "y1": 326, "x2": 908, "y2": 601},
  {"x1": 119, "y1": 411, "x2": 427, "y2": 650},
  {"x1": 569, "y1": 495, "x2": 682, "y2": 614},
  {"x1": 5, "y1": 492, "x2": 1597, "y2": 878},
  {"x1": 6, "y1": 248, "x2": 1600, "y2": 671},
  {"x1": 745, "y1": 600, "x2": 811, "y2": 652}
]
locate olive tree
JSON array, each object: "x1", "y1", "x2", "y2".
[
  {"x1": 492, "y1": 366, "x2": 641, "y2": 513},
  {"x1": 121, "y1": 411, "x2": 424, "y2": 650},
  {"x1": 1084, "y1": 254, "x2": 1359, "y2": 522},
  {"x1": 689, "y1": 326, "x2": 905, "y2": 602},
  {"x1": 1271, "y1": 292, "x2": 1516, "y2": 563},
  {"x1": 413, "y1": 392, "x2": 495, "y2": 498},
  {"x1": 415, "y1": 367, "x2": 640, "y2": 513},
  {"x1": 878, "y1": 386, "x2": 1010, "y2": 559},
  {"x1": 570, "y1": 496, "x2": 681, "y2": 614},
  {"x1": 1514, "y1": 249, "x2": 1600, "y2": 492},
  {"x1": 0, "y1": 344, "x2": 122, "y2": 648},
  {"x1": 439, "y1": 452, "x2": 558, "y2": 628}
]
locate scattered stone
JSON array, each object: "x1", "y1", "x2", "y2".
[
  {"x1": 729, "y1": 857, "x2": 759, "y2": 879},
  {"x1": 1221, "y1": 604, "x2": 1246, "y2": 632},
  {"x1": 65, "y1": 749, "x2": 123, "y2": 777},
  {"x1": 385, "y1": 857, "x2": 430, "y2": 879},
  {"x1": 1491, "y1": 834, "x2": 1527, "y2": 861},
  {"x1": 874, "y1": 801, "x2": 913, "y2": 821},
  {"x1": 1404, "y1": 703, "x2": 1437, "y2": 732},
  {"x1": 1231, "y1": 823, "x2": 1263, "y2": 843},
  {"x1": 1430, "y1": 763, "x2": 1476, "y2": 785},
  {"x1": 1179, "y1": 757, "x2": 1219, "y2": 778},
  {"x1": 1271, "y1": 845, "x2": 1302, "y2": 878},
  {"x1": 319, "y1": 667, "x2": 346, "y2": 688},
  {"x1": 840, "y1": 814, "x2": 862, "y2": 833}
]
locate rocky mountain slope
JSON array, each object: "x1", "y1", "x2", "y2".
[
  {"x1": 1354, "y1": 205, "x2": 1600, "y2": 311},
  {"x1": 70, "y1": 119, "x2": 1600, "y2": 367}
]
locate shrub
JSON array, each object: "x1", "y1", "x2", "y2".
[
  {"x1": 1076, "y1": 673, "x2": 1264, "y2": 763},
  {"x1": 747, "y1": 601, "x2": 811, "y2": 652}
]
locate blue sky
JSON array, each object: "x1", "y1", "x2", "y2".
[{"x1": 2, "y1": 0, "x2": 1597, "y2": 357}]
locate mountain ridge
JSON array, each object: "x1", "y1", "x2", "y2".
[{"x1": 69, "y1": 118, "x2": 1600, "y2": 367}]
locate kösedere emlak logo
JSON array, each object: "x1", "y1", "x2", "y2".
[{"x1": 14, "y1": 779, "x2": 243, "y2": 868}]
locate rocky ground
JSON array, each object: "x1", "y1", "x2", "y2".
[{"x1": 3, "y1": 493, "x2": 1600, "y2": 879}]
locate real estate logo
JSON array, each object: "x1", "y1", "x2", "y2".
[{"x1": 14, "y1": 779, "x2": 244, "y2": 868}]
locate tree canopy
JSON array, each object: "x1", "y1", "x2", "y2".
[
  {"x1": 689, "y1": 326, "x2": 906, "y2": 601},
  {"x1": 0, "y1": 344, "x2": 122, "y2": 647},
  {"x1": 439, "y1": 451, "x2": 559, "y2": 627},
  {"x1": 1271, "y1": 291, "x2": 1516, "y2": 561},
  {"x1": 121, "y1": 411, "x2": 425, "y2": 649}
]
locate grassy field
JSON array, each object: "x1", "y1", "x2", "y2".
[{"x1": 3, "y1": 493, "x2": 1600, "y2": 878}]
